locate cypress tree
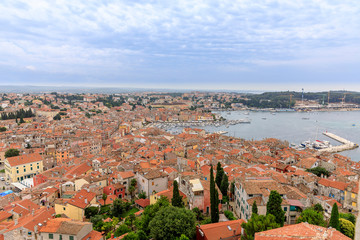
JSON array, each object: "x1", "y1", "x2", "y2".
[
  {"x1": 220, "y1": 173, "x2": 229, "y2": 197},
  {"x1": 215, "y1": 162, "x2": 224, "y2": 188},
  {"x1": 252, "y1": 201, "x2": 258, "y2": 215},
  {"x1": 329, "y1": 203, "x2": 339, "y2": 230},
  {"x1": 171, "y1": 180, "x2": 183, "y2": 207},
  {"x1": 210, "y1": 165, "x2": 218, "y2": 223},
  {"x1": 214, "y1": 189, "x2": 219, "y2": 222},
  {"x1": 266, "y1": 190, "x2": 285, "y2": 226}
]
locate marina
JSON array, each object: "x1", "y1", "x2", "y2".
[
  {"x1": 149, "y1": 118, "x2": 251, "y2": 130},
  {"x1": 318, "y1": 132, "x2": 359, "y2": 153}
]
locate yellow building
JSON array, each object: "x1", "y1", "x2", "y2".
[
  {"x1": 55, "y1": 189, "x2": 97, "y2": 221},
  {"x1": 5, "y1": 153, "x2": 43, "y2": 182}
]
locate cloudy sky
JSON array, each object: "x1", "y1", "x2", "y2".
[{"x1": 0, "y1": 0, "x2": 359, "y2": 91}]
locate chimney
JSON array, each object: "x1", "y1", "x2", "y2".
[{"x1": 14, "y1": 218, "x2": 18, "y2": 225}]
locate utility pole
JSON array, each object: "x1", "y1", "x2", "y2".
[{"x1": 328, "y1": 91, "x2": 330, "y2": 105}]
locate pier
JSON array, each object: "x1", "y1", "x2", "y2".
[{"x1": 318, "y1": 132, "x2": 358, "y2": 153}]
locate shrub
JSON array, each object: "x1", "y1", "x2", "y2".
[{"x1": 224, "y1": 210, "x2": 237, "y2": 220}]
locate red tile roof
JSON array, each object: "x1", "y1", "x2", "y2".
[
  {"x1": 82, "y1": 230, "x2": 103, "y2": 240},
  {"x1": 135, "y1": 199, "x2": 150, "y2": 208},
  {"x1": 6, "y1": 153, "x2": 42, "y2": 167},
  {"x1": 318, "y1": 178, "x2": 349, "y2": 191},
  {"x1": 197, "y1": 219, "x2": 245, "y2": 240},
  {"x1": 255, "y1": 222, "x2": 351, "y2": 240}
]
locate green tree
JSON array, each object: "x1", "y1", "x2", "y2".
[
  {"x1": 114, "y1": 224, "x2": 131, "y2": 237},
  {"x1": 171, "y1": 180, "x2": 184, "y2": 207},
  {"x1": 313, "y1": 203, "x2": 324, "y2": 213},
  {"x1": 215, "y1": 162, "x2": 224, "y2": 188},
  {"x1": 230, "y1": 181, "x2": 235, "y2": 199},
  {"x1": 210, "y1": 165, "x2": 219, "y2": 223},
  {"x1": 5, "y1": 148, "x2": 20, "y2": 158},
  {"x1": 53, "y1": 113, "x2": 61, "y2": 121},
  {"x1": 126, "y1": 213, "x2": 136, "y2": 231},
  {"x1": 136, "y1": 230, "x2": 148, "y2": 240},
  {"x1": 123, "y1": 232, "x2": 138, "y2": 240},
  {"x1": 296, "y1": 208, "x2": 326, "y2": 227},
  {"x1": 224, "y1": 210, "x2": 236, "y2": 220},
  {"x1": 85, "y1": 206, "x2": 99, "y2": 219},
  {"x1": 111, "y1": 198, "x2": 125, "y2": 218},
  {"x1": 340, "y1": 213, "x2": 356, "y2": 225},
  {"x1": 252, "y1": 201, "x2": 258, "y2": 216},
  {"x1": 241, "y1": 214, "x2": 280, "y2": 240},
  {"x1": 148, "y1": 206, "x2": 196, "y2": 240},
  {"x1": 339, "y1": 218, "x2": 354, "y2": 239},
  {"x1": 0, "y1": 127, "x2": 6, "y2": 132},
  {"x1": 129, "y1": 178, "x2": 137, "y2": 200},
  {"x1": 138, "y1": 191, "x2": 147, "y2": 199},
  {"x1": 266, "y1": 190, "x2": 285, "y2": 226},
  {"x1": 220, "y1": 173, "x2": 229, "y2": 197},
  {"x1": 19, "y1": 116, "x2": 25, "y2": 123},
  {"x1": 215, "y1": 190, "x2": 219, "y2": 222},
  {"x1": 85, "y1": 112, "x2": 91, "y2": 118},
  {"x1": 102, "y1": 193, "x2": 108, "y2": 205},
  {"x1": 329, "y1": 203, "x2": 339, "y2": 230},
  {"x1": 140, "y1": 196, "x2": 170, "y2": 235},
  {"x1": 177, "y1": 234, "x2": 190, "y2": 240},
  {"x1": 306, "y1": 167, "x2": 330, "y2": 177},
  {"x1": 90, "y1": 215, "x2": 104, "y2": 231},
  {"x1": 192, "y1": 207, "x2": 203, "y2": 221}
]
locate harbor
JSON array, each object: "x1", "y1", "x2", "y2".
[
  {"x1": 149, "y1": 118, "x2": 251, "y2": 130},
  {"x1": 318, "y1": 132, "x2": 359, "y2": 153}
]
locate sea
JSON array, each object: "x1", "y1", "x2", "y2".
[{"x1": 172, "y1": 110, "x2": 360, "y2": 162}]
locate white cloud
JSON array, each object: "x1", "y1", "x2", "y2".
[
  {"x1": 25, "y1": 65, "x2": 36, "y2": 71},
  {"x1": 0, "y1": 0, "x2": 359, "y2": 83}
]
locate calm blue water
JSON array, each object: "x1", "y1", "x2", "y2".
[{"x1": 204, "y1": 111, "x2": 360, "y2": 162}]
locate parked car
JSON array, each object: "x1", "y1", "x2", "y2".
[{"x1": 0, "y1": 177, "x2": 4, "y2": 181}]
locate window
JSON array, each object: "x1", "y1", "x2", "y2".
[
  {"x1": 31, "y1": 167, "x2": 33, "y2": 170},
  {"x1": 49, "y1": 233, "x2": 54, "y2": 239},
  {"x1": 63, "y1": 207, "x2": 66, "y2": 211},
  {"x1": 69, "y1": 236, "x2": 74, "y2": 240},
  {"x1": 284, "y1": 207, "x2": 287, "y2": 211},
  {"x1": 59, "y1": 235, "x2": 62, "y2": 240},
  {"x1": 152, "y1": 182, "x2": 154, "y2": 186},
  {"x1": 37, "y1": 166, "x2": 39, "y2": 169},
  {"x1": 17, "y1": 170, "x2": 19, "y2": 174}
]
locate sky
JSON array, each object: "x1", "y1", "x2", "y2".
[{"x1": 0, "y1": 0, "x2": 360, "y2": 91}]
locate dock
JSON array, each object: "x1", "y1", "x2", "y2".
[{"x1": 318, "y1": 132, "x2": 358, "y2": 153}]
